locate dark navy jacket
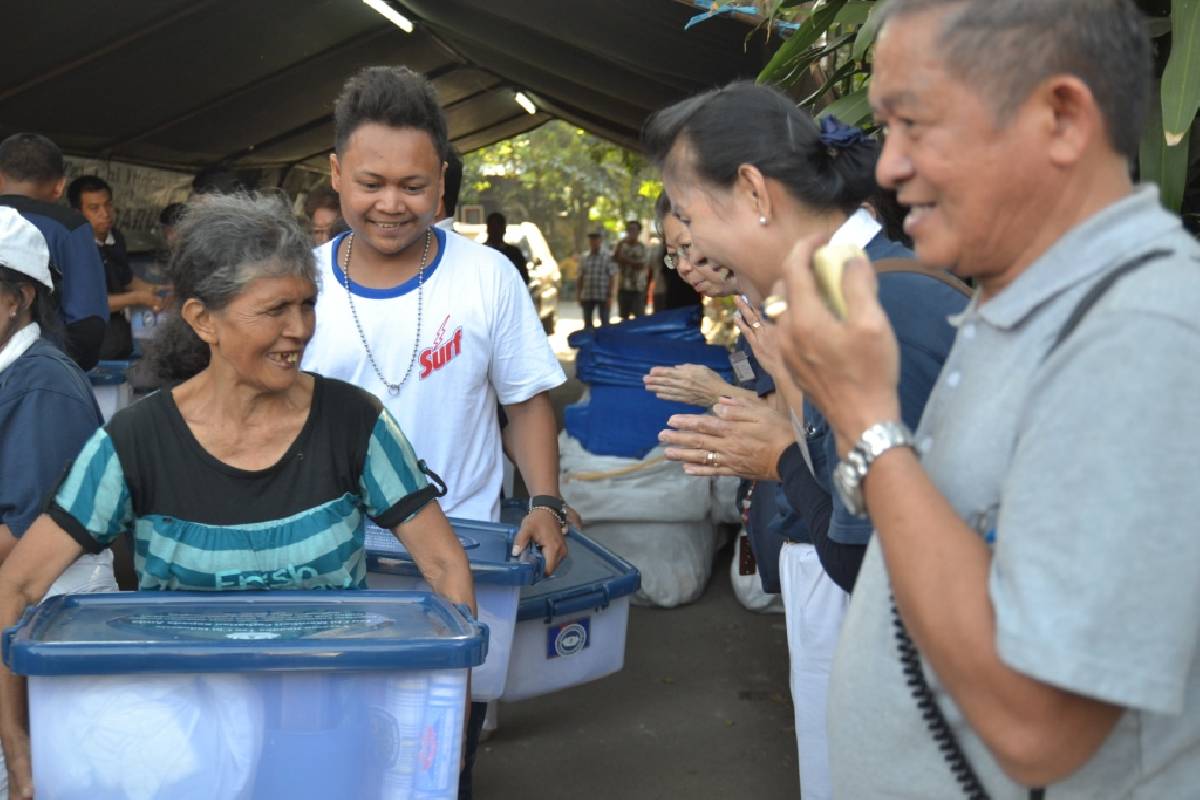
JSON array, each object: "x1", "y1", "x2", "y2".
[
  {"x1": 746, "y1": 232, "x2": 927, "y2": 591},
  {"x1": 0, "y1": 338, "x2": 103, "y2": 537},
  {"x1": 0, "y1": 195, "x2": 108, "y2": 370}
]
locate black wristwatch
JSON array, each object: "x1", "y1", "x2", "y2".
[{"x1": 528, "y1": 495, "x2": 568, "y2": 527}]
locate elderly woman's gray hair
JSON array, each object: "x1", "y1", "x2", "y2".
[{"x1": 149, "y1": 192, "x2": 317, "y2": 381}]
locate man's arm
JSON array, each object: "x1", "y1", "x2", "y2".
[
  {"x1": 861, "y1": 451, "x2": 1122, "y2": 786},
  {"x1": 107, "y1": 276, "x2": 162, "y2": 314},
  {"x1": 773, "y1": 242, "x2": 1126, "y2": 787},
  {"x1": 59, "y1": 225, "x2": 109, "y2": 371},
  {"x1": 63, "y1": 318, "x2": 105, "y2": 371},
  {"x1": 501, "y1": 392, "x2": 567, "y2": 574}
]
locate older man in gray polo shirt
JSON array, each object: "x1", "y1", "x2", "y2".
[{"x1": 772, "y1": 0, "x2": 1200, "y2": 798}]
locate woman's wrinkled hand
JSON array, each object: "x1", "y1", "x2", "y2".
[
  {"x1": 733, "y1": 296, "x2": 784, "y2": 383},
  {"x1": 659, "y1": 396, "x2": 796, "y2": 481},
  {"x1": 643, "y1": 363, "x2": 732, "y2": 408}
]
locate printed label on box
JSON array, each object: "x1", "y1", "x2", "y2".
[{"x1": 546, "y1": 617, "x2": 590, "y2": 659}]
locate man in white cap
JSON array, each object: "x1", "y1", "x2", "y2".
[{"x1": 0, "y1": 206, "x2": 104, "y2": 570}]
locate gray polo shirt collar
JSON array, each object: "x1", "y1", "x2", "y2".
[{"x1": 975, "y1": 185, "x2": 1173, "y2": 330}]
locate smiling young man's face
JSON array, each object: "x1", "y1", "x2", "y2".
[{"x1": 330, "y1": 123, "x2": 444, "y2": 261}]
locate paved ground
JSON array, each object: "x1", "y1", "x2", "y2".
[{"x1": 476, "y1": 300, "x2": 799, "y2": 799}]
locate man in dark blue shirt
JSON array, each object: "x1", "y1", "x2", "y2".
[{"x1": 0, "y1": 133, "x2": 108, "y2": 370}]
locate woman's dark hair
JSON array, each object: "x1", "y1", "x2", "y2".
[
  {"x1": 867, "y1": 187, "x2": 913, "y2": 248},
  {"x1": 643, "y1": 81, "x2": 879, "y2": 215},
  {"x1": 0, "y1": 267, "x2": 64, "y2": 345},
  {"x1": 653, "y1": 191, "x2": 672, "y2": 238},
  {"x1": 334, "y1": 66, "x2": 448, "y2": 162},
  {"x1": 148, "y1": 193, "x2": 316, "y2": 382}
]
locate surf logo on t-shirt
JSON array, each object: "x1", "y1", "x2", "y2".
[{"x1": 419, "y1": 315, "x2": 463, "y2": 380}]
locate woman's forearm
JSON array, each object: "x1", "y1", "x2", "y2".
[{"x1": 395, "y1": 504, "x2": 476, "y2": 616}]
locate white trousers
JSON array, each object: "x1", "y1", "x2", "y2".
[{"x1": 779, "y1": 542, "x2": 848, "y2": 800}]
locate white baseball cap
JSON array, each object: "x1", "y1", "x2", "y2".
[{"x1": 0, "y1": 207, "x2": 53, "y2": 289}]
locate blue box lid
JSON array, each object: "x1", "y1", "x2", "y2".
[
  {"x1": 365, "y1": 517, "x2": 541, "y2": 587},
  {"x1": 515, "y1": 530, "x2": 641, "y2": 622},
  {"x1": 3, "y1": 590, "x2": 486, "y2": 676}
]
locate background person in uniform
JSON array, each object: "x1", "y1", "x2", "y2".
[
  {"x1": 68, "y1": 175, "x2": 167, "y2": 360},
  {"x1": 0, "y1": 208, "x2": 105, "y2": 568},
  {"x1": 0, "y1": 134, "x2": 107, "y2": 370},
  {"x1": 613, "y1": 219, "x2": 647, "y2": 318},
  {"x1": 0, "y1": 207, "x2": 118, "y2": 799},
  {"x1": 576, "y1": 230, "x2": 614, "y2": 330}
]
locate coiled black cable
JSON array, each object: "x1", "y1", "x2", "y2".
[
  {"x1": 892, "y1": 594, "x2": 993, "y2": 800},
  {"x1": 892, "y1": 595, "x2": 1047, "y2": 799}
]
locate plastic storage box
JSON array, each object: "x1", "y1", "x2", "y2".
[
  {"x1": 88, "y1": 360, "x2": 133, "y2": 422},
  {"x1": 501, "y1": 529, "x2": 640, "y2": 701},
  {"x1": 3, "y1": 590, "x2": 486, "y2": 800},
  {"x1": 365, "y1": 518, "x2": 540, "y2": 701}
]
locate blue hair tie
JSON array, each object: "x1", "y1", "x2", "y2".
[{"x1": 819, "y1": 115, "x2": 867, "y2": 150}]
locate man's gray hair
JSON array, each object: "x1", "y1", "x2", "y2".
[
  {"x1": 877, "y1": 0, "x2": 1153, "y2": 162},
  {"x1": 149, "y1": 192, "x2": 317, "y2": 381}
]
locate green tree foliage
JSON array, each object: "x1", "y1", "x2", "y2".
[
  {"x1": 461, "y1": 121, "x2": 663, "y2": 259},
  {"x1": 748, "y1": 0, "x2": 1198, "y2": 226}
]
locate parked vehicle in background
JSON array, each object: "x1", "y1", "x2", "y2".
[{"x1": 457, "y1": 221, "x2": 559, "y2": 334}]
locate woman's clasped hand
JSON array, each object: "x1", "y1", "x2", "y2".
[{"x1": 660, "y1": 395, "x2": 797, "y2": 482}]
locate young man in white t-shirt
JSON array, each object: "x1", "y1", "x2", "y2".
[{"x1": 301, "y1": 65, "x2": 568, "y2": 799}]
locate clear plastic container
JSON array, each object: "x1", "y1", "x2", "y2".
[
  {"x1": 366, "y1": 518, "x2": 540, "y2": 701},
  {"x1": 3, "y1": 590, "x2": 486, "y2": 800},
  {"x1": 501, "y1": 529, "x2": 640, "y2": 701}
]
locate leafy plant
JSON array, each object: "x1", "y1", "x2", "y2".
[{"x1": 745, "y1": 0, "x2": 1198, "y2": 219}]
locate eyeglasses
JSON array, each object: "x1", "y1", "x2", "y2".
[{"x1": 663, "y1": 242, "x2": 691, "y2": 270}]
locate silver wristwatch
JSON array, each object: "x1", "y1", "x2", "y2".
[{"x1": 833, "y1": 421, "x2": 916, "y2": 517}]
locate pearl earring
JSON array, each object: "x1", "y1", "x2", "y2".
[{"x1": 758, "y1": 215, "x2": 768, "y2": 226}]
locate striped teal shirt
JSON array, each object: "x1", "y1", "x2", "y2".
[{"x1": 49, "y1": 376, "x2": 440, "y2": 591}]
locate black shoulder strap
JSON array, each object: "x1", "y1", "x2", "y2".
[
  {"x1": 1045, "y1": 249, "x2": 1173, "y2": 358},
  {"x1": 873, "y1": 257, "x2": 973, "y2": 297}
]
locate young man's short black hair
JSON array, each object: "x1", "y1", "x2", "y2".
[
  {"x1": 0, "y1": 133, "x2": 65, "y2": 184},
  {"x1": 67, "y1": 174, "x2": 112, "y2": 209},
  {"x1": 334, "y1": 66, "x2": 449, "y2": 162}
]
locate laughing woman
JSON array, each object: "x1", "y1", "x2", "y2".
[
  {"x1": 644, "y1": 81, "x2": 966, "y2": 800},
  {"x1": 0, "y1": 194, "x2": 474, "y2": 796}
]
